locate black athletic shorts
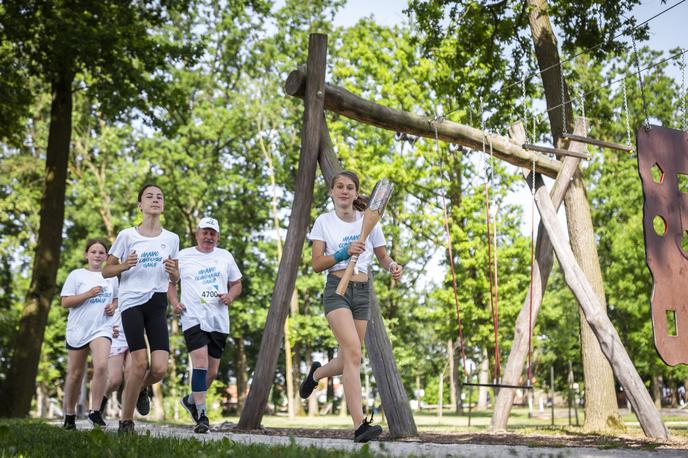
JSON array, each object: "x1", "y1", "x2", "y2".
[
  {"x1": 65, "y1": 336, "x2": 111, "y2": 351},
  {"x1": 121, "y1": 292, "x2": 169, "y2": 352},
  {"x1": 183, "y1": 324, "x2": 228, "y2": 359}
]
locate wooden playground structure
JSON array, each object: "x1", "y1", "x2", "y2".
[{"x1": 235, "y1": 33, "x2": 670, "y2": 441}]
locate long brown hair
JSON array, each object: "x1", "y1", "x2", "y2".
[
  {"x1": 85, "y1": 238, "x2": 109, "y2": 253},
  {"x1": 330, "y1": 171, "x2": 369, "y2": 211}
]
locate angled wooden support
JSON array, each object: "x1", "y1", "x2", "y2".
[
  {"x1": 561, "y1": 133, "x2": 633, "y2": 152},
  {"x1": 529, "y1": 170, "x2": 669, "y2": 440},
  {"x1": 237, "y1": 33, "x2": 328, "y2": 430},
  {"x1": 285, "y1": 67, "x2": 562, "y2": 178},
  {"x1": 491, "y1": 118, "x2": 587, "y2": 431},
  {"x1": 522, "y1": 143, "x2": 591, "y2": 160}
]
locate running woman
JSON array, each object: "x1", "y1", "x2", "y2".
[
  {"x1": 99, "y1": 312, "x2": 128, "y2": 417},
  {"x1": 61, "y1": 238, "x2": 118, "y2": 430},
  {"x1": 171, "y1": 217, "x2": 242, "y2": 433},
  {"x1": 103, "y1": 183, "x2": 180, "y2": 433},
  {"x1": 301, "y1": 171, "x2": 402, "y2": 443}
]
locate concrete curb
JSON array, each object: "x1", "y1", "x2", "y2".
[{"x1": 65, "y1": 420, "x2": 687, "y2": 457}]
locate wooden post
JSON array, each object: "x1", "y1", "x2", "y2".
[
  {"x1": 366, "y1": 272, "x2": 418, "y2": 437},
  {"x1": 529, "y1": 171, "x2": 669, "y2": 439},
  {"x1": 237, "y1": 33, "x2": 328, "y2": 430},
  {"x1": 490, "y1": 119, "x2": 586, "y2": 431}
]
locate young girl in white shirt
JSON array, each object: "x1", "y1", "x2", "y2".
[
  {"x1": 103, "y1": 183, "x2": 179, "y2": 433},
  {"x1": 302, "y1": 171, "x2": 402, "y2": 443},
  {"x1": 61, "y1": 238, "x2": 118, "y2": 430}
]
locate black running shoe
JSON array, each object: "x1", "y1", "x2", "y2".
[
  {"x1": 194, "y1": 413, "x2": 210, "y2": 434},
  {"x1": 299, "y1": 361, "x2": 321, "y2": 398},
  {"x1": 135, "y1": 387, "x2": 151, "y2": 416},
  {"x1": 63, "y1": 414, "x2": 76, "y2": 430},
  {"x1": 354, "y1": 414, "x2": 383, "y2": 443},
  {"x1": 180, "y1": 394, "x2": 198, "y2": 423},
  {"x1": 100, "y1": 396, "x2": 109, "y2": 416},
  {"x1": 118, "y1": 420, "x2": 135, "y2": 434},
  {"x1": 88, "y1": 410, "x2": 106, "y2": 428}
]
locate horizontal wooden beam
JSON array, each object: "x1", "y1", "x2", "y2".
[
  {"x1": 522, "y1": 143, "x2": 591, "y2": 160},
  {"x1": 285, "y1": 68, "x2": 562, "y2": 178},
  {"x1": 561, "y1": 133, "x2": 633, "y2": 152}
]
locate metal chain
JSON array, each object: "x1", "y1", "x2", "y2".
[
  {"x1": 579, "y1": 88, "x2": 587, "y2": 134},
  {"x1": 560, "y1": 61, "x2": 567, "y2": 134},
  {"x1": 631, "y1": 35, "x2": 651, "y2": 128},
  {"x1": 522, "y1": 78, "x2": 528, "y2": 142},
  {"x1": 681, "y1": 50, "x2": 686, "y2": 131},
  {"x1": 622, "y1": 78, "x2": 632, "y2": 147}
]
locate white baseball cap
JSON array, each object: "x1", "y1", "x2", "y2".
[{"x1": 198, "y1": 217, "x2": 220, "y2": 232}]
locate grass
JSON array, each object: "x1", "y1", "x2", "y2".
[{"x1": 0, "y1": 420, "x2": 381, "y2": 458}]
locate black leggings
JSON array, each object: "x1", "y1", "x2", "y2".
[{"x1": 121, "y1": 292, "x2": 169, "y2": 352}]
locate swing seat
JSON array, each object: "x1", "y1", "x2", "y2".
[{"x1": 463, "y1": 382, "x2": 533, "y2": 390}]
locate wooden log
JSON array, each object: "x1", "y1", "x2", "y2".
[
  {"x1": 491, "y1": 119, "x2": 586, "y2": 431},
  {"x1": 365, "y1": 272, "x2": 418, "y2": 437},
  {"x1": 317, "y1": 118, "x2": 418, "y2": 437},
  {"x1": 522, "y1": 143, "x2": 590, "y2": 160},
  {"x1": 237, "y1": 33, "x2": 328, "y2": 430},
  {"x1": 561, "y1": 133, "x2": 633, "y2": 152},
  {"x1": 530, "y1": 171, "x2": 669, "y2": 440},
  {"x1": 285, "y1": 68, "x2": 562, "y2": 178}
]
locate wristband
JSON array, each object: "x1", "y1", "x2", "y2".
[{"x1": 333, "y1": 245, "x2": 351, "y2": 263}]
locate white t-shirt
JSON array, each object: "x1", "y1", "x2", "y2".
[
  {"x1": 60, "y1": 269, "x2": 119, "y2": 348},
  {"x1": 109, "y1": 227, "x2": 179, "y2": 312},
  {"x1": 308, "y1": 210, "x2": 386, "y2": 274},
  {"x1": 177, "y1": 247, "x2": 242, "y2": 334},
  {"x1": 110, "y1": 312, "x2": 128, "y2": 352}
]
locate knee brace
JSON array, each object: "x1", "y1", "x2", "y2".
[{"x1": 191, "y1": 368, "x2": 208, "y2": 392}]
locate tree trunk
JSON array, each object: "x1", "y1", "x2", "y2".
[
  {"x1": 448, "y1": 339, "x2": 456, "y2": 413},
  {"x1": 305, "y1": 346, "x2": 318, "y2": 416},
  {"x1": 651, "y1": 375, "x2": 662, "y2": 409},
  {"x1": 235, "y1": 335, "x2": 247, "y2": 414},
  {"x1": 0, "y1": 74, "x2": 73, "y2": 417},
  {"x1": 237, "y1": 34, "x2": 327, "y2": 430},
  {"x1": 477, "y1": 348, "x2": 490, "y2": 410},
  {"x1": 527, "y1": 0, "x2": 622, "y2": 432},
  {"x1": 152, "y1": 382, "x2": 164, "y2": 420},
  {"x1": 292, "y1": 341, "x2": 305, "y2": 416}
]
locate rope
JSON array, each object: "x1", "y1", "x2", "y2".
[
  {"x1": 480, "y1": 97, "x2": 501, "y2": 382},
  {"x1": 432, "y1": 119, "x2": 469, "y2": 379},
  {"x1": 527, "y1": 159, "x2": 536, "y2": 383}
]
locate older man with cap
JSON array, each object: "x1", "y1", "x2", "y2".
[{"x1": 170, "y1": 216, "x2": 242, "y2": 433}]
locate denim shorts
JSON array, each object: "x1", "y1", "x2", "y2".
[{"x1": 322, "y1": 274, "x2": 371, "y2": 321}]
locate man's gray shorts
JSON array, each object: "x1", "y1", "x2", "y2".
[{"x1": 323, "y1": 273, "x2": 371, "y2": 321}]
